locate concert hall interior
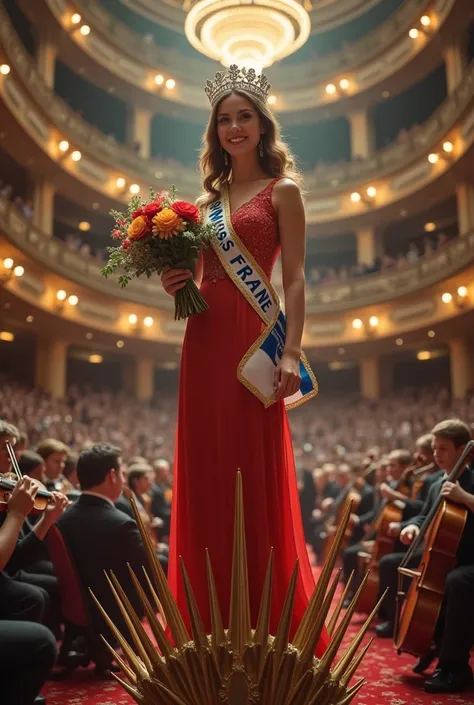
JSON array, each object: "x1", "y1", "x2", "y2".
[{"x1": 1, "y1": 0, "x2": 474, "y2": 703}]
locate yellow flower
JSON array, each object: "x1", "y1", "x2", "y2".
[
  {"x1": 152, "y1": 208, "x2": 185, "y2": 239},
  {"x1": 127, "y1": 215, "x2": 148, "y2": 240}
]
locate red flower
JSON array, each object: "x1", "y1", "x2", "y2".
[
  {"x1": 171, "y1": 200, "x2": 200, "y2": 223},
  {"x1": 132, "y1": 207, "x2": 145, "y2": 219},
  {"x1": 112, "y1": 229, "x2": 122, "y2": 239},
  {"x1": 122, "y1": 239, "x2": 131, "y2": 250},
  {"x1": 143, "y1": 199, "x2": 163, "y2": 219},
  {"x1": 118, "y1": 219, "x2": 127, "y2": 226}
]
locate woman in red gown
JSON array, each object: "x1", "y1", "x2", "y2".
[{"x1": 163, "y1": 67, "x2": 328, "y2": 656}]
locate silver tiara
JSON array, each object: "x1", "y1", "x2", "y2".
[{"x1": 205, "y1": 65, "x2": 271, "y2": 107}]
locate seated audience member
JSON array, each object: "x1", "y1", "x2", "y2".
[
  {"x1": 150, "y1": 458, "x2": 172, "y2": 535},
  {"x1": 56, "y1": 443, "x2": 157, "y2": 665},
  {"x1": 36, "y1": 439, "x2": 68, "y2": 491},
  {"x1": 63, "y1": 452, "x2": 79, "y2": 490},
  {"x1": 0, "y1": 476, "x2": 58, "y2": 705},
  {"x1": 18, "y1": 450, "x2": 45, "y2": 483},
  {"x1": 14, "y1": 430, "x2": 29, "y2": 459}
]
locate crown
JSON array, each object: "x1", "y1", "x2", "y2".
[{"x1": 205, "y1": 65, "x2": 271, "y2": 107}]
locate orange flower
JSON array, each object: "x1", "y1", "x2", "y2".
[
  {"x1": 127, "y1": 215, "x2": 148, "y2": 240},
  {"x1": 152, "y1": 208, "x2": 185, "y2": 239}
]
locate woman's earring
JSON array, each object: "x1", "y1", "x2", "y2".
[
  {"x1": 259, "y1": 138, "x2": 264, "y2": 158},
  {"x1": 221, "y1": 147, "x2": 228, "y2": 166}
]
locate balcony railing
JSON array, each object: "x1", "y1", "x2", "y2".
[
  {"x1": 1, "y1": 197, "x2": 473, "y2": 314},
  {"x1": 1, "y1": 1, "x2": 473, "y2": 195}
]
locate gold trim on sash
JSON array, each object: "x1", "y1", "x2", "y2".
[{"x1": 209, "y1": 184, "x2": 318, "y2": 410}]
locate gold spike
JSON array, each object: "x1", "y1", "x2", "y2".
[
  {"x1": 206, "y1": 550, "x2": 226, "y2": 650},
  {"x1": 327, "y1": 570, "x2": 354, "y2": 636},
  {"x1": 89, "y1": 589, "x2": 147, "y2": 678},
  {"x1": 129, "y1": 494, "x2": 189, "y2": 647},
  {"x1": 100, "y1": 635, "x2": 137, "y2": 683},
  {"x1": 152, "y1": 680, "x2": 189, "y2": 705},
  {"x1": 180, "y1": 557, "x2": 208, "y2": 651},
  {"x1": 293, "y1": 501, "x2": 353, "y2": 650},
  {"x1": 340, "y1": 638, "x2": 373, "y2": 687},
  {"x1": 228, "y1": 471, "x2": 251, "y2": 655},
  {"x1": 106, "y1": 572, "x2": 154, "y2": 673},
  {"x1": 299, "y1": 567, "x2": 342, "y2": 665},
  {"x1": 339, "y1": 678, "x2": 365, "y2": 704},
  {"x1": 110, "y1": 673, "x2": 141, "y2": 701},
  {"x1": 254, "y1": 549, "x2": 274, "y2": 648},
  {"x1": 272, "y1": 562, "x2": 298, "y2": 667},
  {"x1": 128, "y1": 564, "x2": 173, "y2": 659},
  {"x1": 142, "y1": 567, "x2": 167, "y2": 624},
  {"x1": 332, "y1": 590, "x2": 386, "y2": 681}
]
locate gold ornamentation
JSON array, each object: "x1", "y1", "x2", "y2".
[
  {"x1": 91, "y1": 474, "x2": 382, "y2": 704},
  {"x1": 205, "y1": 65, "x2": 271, "y2": 107}
]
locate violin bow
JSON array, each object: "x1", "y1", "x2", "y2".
[
  {"x1": 394, "y1": 440, "x2": 474, "y2": 644},
  {"x1": 5, "y1": 440, "x2": 23, "y2": 480}
]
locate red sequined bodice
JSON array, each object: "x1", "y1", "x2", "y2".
[{"x1": 202, "y1": 178, "x2": 281, "y2": 283}]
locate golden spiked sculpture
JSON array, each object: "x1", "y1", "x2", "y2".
[{"x1": 91, "y1": 473, "x2": 382, "y2": 705}]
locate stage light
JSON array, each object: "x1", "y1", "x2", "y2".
[
  {"x1": 128, "y1": 313, "x2": 138, "y2": 324},
  {"x1": 85, "y1": 332, "x2": 93, "y2": 340},
  {"x1": 78, "y1": 221, "x2": 90, "y2": 232},
  {"x1": 129, "y1": 184, "x2": 140, "y2": 194},
  {"x1": 424, "y1": 222, "x2": 436, "y2": 232},
  {"x1": 339, "y1": 78, "x2": 350, "y2": 90},
  {"x1": 350, "y1": 192, "x2": 361, "y2": 203},
  {"x1": 369, "y1": 316, "x2": 379, "y2": 328},
  {"x1": 88, "y1": 354, "x2": 103, "y2": 364},
  {"x1": 154, "y1": 74, "x2": 164, "y2": 85},
  {"x1": 144, "y1": 316, "x2": 154, "y2": 327},
  {"x1": 325, "y1": 83, "x2": 336, "y2": 95},
  {"x1": 59, "y1": 140, "x2": 69, "y2": 152},
  {"x1": 3, "y1": 258, "x2": 13, "y2": 269},
  {"x1": 26, "y1": 315, "x2": 34, "y2": 323},
  {"x1": 268, "y1": 95, "x2": 277, "y2": 105},
  {"x1": 0, "y1": 331, "x2": 14, "y2": 342},
  {"x1": 80, "y1": 25, "x2": 90, "y2": 36},
  {"x1": 428, "y1": 330, "x2": 435, "y2": 338},
  {"x1": 116, "y1": 340, "x2": 125, "y2": 348},
  {"x1": 409, "y1": 28, "x2": 419, "y2": 39},
  {"x1": 428, "y1": 153, "x2": 439, "y2": 164},
  {"x1": 116, "y1": 177, "x2": 126, "y2": 188},
  {"x1": 441, "y1": 292, "x2": 452, "y2": 304},
  {"x1": 165, "y1": 78, "x2": 176, "y2": 89},
  {"x1": 396, "y1": 338, "x2": 404, "y2": 346},
  {"x1": 71, "y1": 150, "x2": 82, "y2": 162},
  {"x1": 13, "y1": 265, "x2": 24, "y2": 277},
  {"x1": 68, "y1": 295, "x2": 79, "y2": 306},
  {"x1": 457, "y1": 286, "x2": 468, "y2": 298},
  {"x1": 417, "y1": 351, "x2": 431, "y2": 361},
  {"x1": 71, "y1": 13, "x2": 81, "y2": 24},
  {"x1": 420, "y1": 15, "x2": 431, "y2": 26},
  {"x1": 443, "y1": 141, "x2": 453, "y2": 153},
  {"x1": 0, "y1": 64, "x2": 10, "y2": 75},
  {"x1": 56, "y1": 289, "x2": 67, "y2": 301},
  {"x1": 352, "y1": 318, "x2": 363, "y2": 329},
  {"x1": 366, "y1": 186, "x2": 377, "y2": 198}
]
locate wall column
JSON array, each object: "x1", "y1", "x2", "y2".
[
  {"x1": 36, "y1": 338, "x2": 67, "y2": 399},
  {"x1": 456, "y1": 181, "x2": 474, "y2": 235},
  {"x1": 348, "y1": 110, "x2": 374, "y2": 159},
  {"x1": 135, "y1": 357, "x2": 155, "y2": 401},
  {"x1": 449, "y1": 339, "x2": 471, "y2": 400},
  {"x1": 32, "y1": 180, "x2": 55, "y2": 237},
  {"x1": 36, "y1": 36, "x2": 57, "y2": 90},
  {"x1": 360, "y1": 357, "x2": 380, "y2": 400},
  {"x1": 127, "y1": 107, "x2": 152, "y2": 159},
  {"x1": 356, "y1": 227, "x2": 377, "y2": 266},
  {"x1": 444, "y1": 42, "x2": 467, "y2": 94}
]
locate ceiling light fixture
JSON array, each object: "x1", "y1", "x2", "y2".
[
  {"x1": 0, "y1": 64, "x2": 11, "y2": 75},
  {"x1": 184, "y1": 0, "x2": 311, "y2": 71}
]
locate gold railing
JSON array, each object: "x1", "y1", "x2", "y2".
[
  {"x1": 1, "y1": 196, "x2": 473, "y2": 314},
  {"x1": 1, "y1": 1, "x2": 473, "y2": 194}
]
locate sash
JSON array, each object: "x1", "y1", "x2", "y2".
[{"x1": 205, "y1": 185, "x2": 318, "y2": 409}]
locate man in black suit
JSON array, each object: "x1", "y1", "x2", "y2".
[
  {"x1": 56, "y1": 444, "x2": 154, "y2": 659},
  {"x1": 150, "y1": 458, "x2": 172, "y2": 537}
]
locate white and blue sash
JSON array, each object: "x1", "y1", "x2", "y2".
[{"x1": 205, "y1": 185, "x2": 318, "y2": 409}]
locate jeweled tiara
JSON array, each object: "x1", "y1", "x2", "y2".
[{"x1": 205, "y1": 65, "x2": 271, "y2": 107}]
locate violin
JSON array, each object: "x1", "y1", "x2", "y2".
[
  {"x1": 394, "y1": 441, "x2": 474, "y2": 656},
  {"x1": 0, "y1": 440, "x2": 54, "y2": 513},
  {"x1": 356, "y1": 461, "x2": 435, "y2": 614},
  {"x1": 320, "y1": 462, "x2": 377, "y2": 565}
]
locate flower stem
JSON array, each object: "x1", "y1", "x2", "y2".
[{"x1": 174, "y1": 279, "x2": 209, "y2": 320}]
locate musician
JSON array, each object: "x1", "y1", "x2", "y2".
[
  {"x1": 309, "y1": 466, "x2": 341, "y2": 563},
  {"x1": 0, "y1": 476, "x2": 58, "y2": 705},
  {"x1": 377, "y1": 420, "x2": 474, "y2": 693},
  {"x1": 35, "y1": 439, "x2": 68, "y2": 492}
]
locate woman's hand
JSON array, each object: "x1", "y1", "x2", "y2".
[
  {"x1": 273, "y1": 352, "x2": 301, "y2": 400},
  {"x1": 161, "y1": 267, "x2": 193, "y2": 296}
]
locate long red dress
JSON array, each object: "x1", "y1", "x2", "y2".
[{"x1": 168, "y1": 178, "x2": 328, "y2": 655}]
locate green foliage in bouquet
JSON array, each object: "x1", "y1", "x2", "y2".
[{"x1": 101, "y1": 186, "x2": 216, "y2": 320}]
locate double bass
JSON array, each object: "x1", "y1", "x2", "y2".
[
  {"x1": 394, "y1": 441, "x2": 473, "y2": 656},
  {"x1": 356, "y1": 462, "x2": 435, "y2": 614},
  {"x1": 320, "y1": 462, "x2": 377, "y2": 565}
]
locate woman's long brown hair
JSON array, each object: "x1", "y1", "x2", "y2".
[{"x1": 198, "y1": 89, "x2": 302, "y2": 207}]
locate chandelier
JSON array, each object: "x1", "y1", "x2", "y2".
[{"x1": 183, "y1": 0, "x2": 312, "y2": 72}]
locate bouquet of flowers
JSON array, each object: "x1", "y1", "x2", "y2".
[{"x1": 102, "y1": 187, "x2": 215, "y2": 320}]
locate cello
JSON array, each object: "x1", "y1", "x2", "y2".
[
  {"x1": 319, "y1": 462, "x2": 377, "y2": 565},
  {"x1": 394, "y1": 441, "x2": 474, "y2": 656},
  {"x1": 356, "y1": 462, "x2": 435, "y2": 614}
]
